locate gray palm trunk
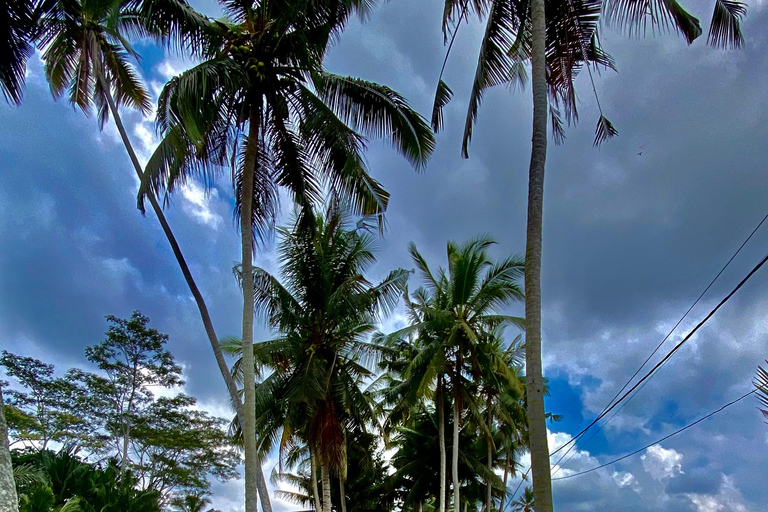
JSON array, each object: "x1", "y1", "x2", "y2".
[
  {"x1": 310, "y1": 443, "x2": 322, "y2": 512},
  {"x1": 240, "y1": 111, "x2": 260, "y2": 512},
  {"x1": 451, "y1": 389, "x2": 460, "y2": 512},
  {"x1": 98, "y1": 75, "x2": 272, "y2": 512},
  {"x1": 522, "y1": 0, "x2": 554, "y2": 508},
  {"x1": 339, "y1": 476, "x2": 347, "y2": 512},
  {"x1": 0, "y1": 383, "x2": 19, "y2": 512},
  {"x1": 498, "y1": 455, "x2": 510, "y2": 512},
  {"x1": 486, "y1": 397, "x2": 493, "y2": 512},
  {"x1": 321, "y1": 460, "x2": 332, "y2": 512},
  {"x1": 438, "y1": 376, "x2": 447, "y2": 512}
]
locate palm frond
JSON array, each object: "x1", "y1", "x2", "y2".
[
  {"x1": 603, "y1": 0, "x2": 702, "y2": 44},
  {"x1": 431, "y1": 79, "x2": 453, "y2": 133},
  {"x1": 313, "y1": 72, "x2": 435, "y2": 170},
  {"x1": 594, "y1": 114, "x2": 619, "y2": 146},
  {"x1": 707, "y1": 0, "x2": 746, "y2": 49}
]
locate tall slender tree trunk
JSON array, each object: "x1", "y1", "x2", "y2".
[
  {"x1": 485, "y1": 395, "x2": 493, "y2": 512},
  {"x1": 0, "y1": 383, "x2": 19, "y2": 512},
  {"x1": 320, "y1": 460, "x2": 332, "y2": 512},
  {"x1": 523, "y1": 0, "x2": 553, "y2": 508},
  {"x1": 451, "y1": 387, "x2": 460, "y2": 512},
  {"x1": 437, "y1": 376, "x2": 447, "y2": 512},
  {"x1": 339, "y1": 476, "x2": 347, "y2": 512},
  {"x1": 240, "y1": 110, "x2": 260, "y2": 512},
  {"x1": 99, "y1": 78, "x2": 272, "y2": 512},
  {"x1": 310, "y1": 443, "x2": 322, "y2": 512},
  {"x1": 498, "y1": 455, "x2": 510, "y2": 512}
]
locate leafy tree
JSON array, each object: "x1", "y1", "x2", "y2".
[
  {"x1": 0, "y1": 352, "x2": 88, "y2": 450},
  {"x1": 130, "y1": 394, "x2": 240, "y2": 505},
  {"x1": 82, "y1": 312, "x2": 183, "y2": 475}
]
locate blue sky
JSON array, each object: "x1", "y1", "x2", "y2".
[{"x1": 2, "y1": 0, "x2": 768, "y2": 511}]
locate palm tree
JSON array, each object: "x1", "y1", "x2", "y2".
[
  {"x1": 171, "y1": 493, "x2": 218, "y2": 512},
  {"x1": 39, "y1": 0, "x2": 273, "y2": 504},
  {"x1": 435, "y1": 1, "x2": 747, "y2": 510},
  {"x1": 30, "y1": 0, "x2": 265, "y2": 501},
  {"x1": 226, "y1": 206, "x2": 409, "y2": 512},
  {"x1": 0, "y1": 0, "x2": 38, "y2": 104},
  {"x1": 142, "y1": 2, "x2": 433, "y2": 509},
  {"x1": 510, "y1": 487, "x2": 533, "y2": 512},
  {"x1": 389, "y1": 237, "x2": 524, "y2": 512},
  {"x1": 476, "y1": 333, "x2": 526, "y2": 512}
]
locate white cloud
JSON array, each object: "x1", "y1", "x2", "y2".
[
  {"x1": 640, "y1": 444, "x2": 683, "y2": 481},
  {"x1": 180, "y1": 181, "x2": 224, "y2": 230},
  {"x1": 687, "y1": 475, "x2": 748, "y2": 512}
]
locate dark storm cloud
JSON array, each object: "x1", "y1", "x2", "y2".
[{"x1": 3, "y1": 0, "x2": 768, "y2": 510}]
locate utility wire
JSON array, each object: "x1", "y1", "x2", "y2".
[
  {"x1": 509, "y1": 214, "x2": 768, "y2": 499},
  {"x1": 551, "y1": 212, "x2": 768, "y2": 460},
  {"x1": 551, "y1": 388, "x2": 758, "y2": 481},
  {"x1": 558, "y1": 248, "x2": 768, "y2": 457}
]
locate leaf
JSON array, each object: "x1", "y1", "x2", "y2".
[
  {"x1": 707, "y1": 0, "x2": 746, "y2": 49},
  {"x1": 603, "y1": 0, "x2": 702, "y2": 45},
  {"x1": 431, "y1": 79, "x2": 453, "y2": 133},
  {"x1": 593, "y1": 115, "x2": 618, "y2": 147}
]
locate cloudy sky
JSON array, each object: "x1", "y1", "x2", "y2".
[{"x1": 2, "y1": 0, "x2": 768, "y2": 510}]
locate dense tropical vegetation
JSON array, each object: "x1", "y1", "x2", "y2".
[{"x1": 0, "y1": 0, "x2": 759, "y2": 510}]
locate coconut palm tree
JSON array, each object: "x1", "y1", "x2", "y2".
[
  {"x1": 0, "y1": 0, "x2": 37, "y2": 103},
  {"x1": 476, "y1": 333, "x2": 526, "y2": 512},
  {"x1": 510, "y1": 487, "x2": 533, "y2": 512},
  {"x1": 388, "y1": 237, "x2": 524, "y2": 512},
  {"x1": 225, "y1": 205, "x2": 409, "y2": 512},
  {"x1": 434, "y1": 1, "x2": 747, "y2": 510},
  {"x1": 142, "y1": 2, "x2": 433, "y2": 509},
  {"x1": 32, "y1": 1, "x2": 276, "y2": 507}
]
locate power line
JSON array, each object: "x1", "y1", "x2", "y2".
[
  {"x1": 551, "y1": 246, "x2": 768, "y2": 476},
  {"x1": 509, "y1": 214, "x2": 768, "y2": 500},
  {"x1": 551, "y1": 388, "x2": 758, "y2": 481},
  {"x1": 551, "y1": 212, "x2": 768, "y2": 461}
]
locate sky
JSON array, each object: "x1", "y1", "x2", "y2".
[{"x1": 2, "y1": 0, "x2": 768, "y2": 511}]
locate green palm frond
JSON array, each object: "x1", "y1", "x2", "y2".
[
  {"x1": 603, "y1": 0, "x2": 702, "y2": 44},
  {"x1": 0, "y1": 0, "x2": 36, "y2": 104},
  {"x1": 431, "y1": 79, "x2": 453, "y2": 133},
  {"x1": 707, "y1": 0, "x2": 746, "y2": 49},
  {"x1": 313, "y1": 72, "x2": 435, "y2": 170},
  {"x1": 594, "y1": 114, "x2": 619, "y2": 147}
]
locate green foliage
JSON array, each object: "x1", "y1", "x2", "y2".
[
  {"x1": 5, "y1": 312, "x2": 238, "y2": 507},
  {"x1": 19, "y1": 485, "x2": 55, "y2": 512},
  {"x1": 1, "y1": 352, "x2": 90, "y2": 449},
  {"x1": 130, "y1": 395, "x2": 240, "y2": 500},
  {"x1": 14, "y1": 449, "x2": 162, "y2": 512}
]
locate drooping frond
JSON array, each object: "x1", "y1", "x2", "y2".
[
  {"x1": 0, "y1": 0, "x2": 35, "y2": 104},
  {"x1": 593, "y1": 114, "x2": 619, "y2": 147},
  {"x1": 602, "y1": 0, "x2": 703, "y2": 44},
  {"x1": 707, "y1": 0, "x2": 746, "y2": 49},
  {"x1": 313, "y1": 72, "x2": 435, "y2": 170},
  {"x1": 431, "y1": 79, "x2": 454, "y2": 133}
]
